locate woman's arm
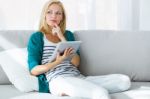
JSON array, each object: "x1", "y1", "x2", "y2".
[
  {"x1": 31, "y1": 47, "x2": 75, "y2": 76},
  {"x1": 71, "y1": 54, "x2": 80, "y2": 67},
  {"x1": 30, "y1": 60, "x2": 61, "y2": 76},
  {"x1": 65, "y1": 31, "x2": 80, "y2": 67}
]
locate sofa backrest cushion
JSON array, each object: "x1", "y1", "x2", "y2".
[
  {"x1": 74, "y1": 30, "x2": 150, "y2": 82},
  {"x1": 0, "y1": 30, "x2": 34, "y2": 84},
  {"x1": 0, "y1": 65, "x2": 11, "y2": 84},
  {"x1": 1, "y1": 30, "x2": 150, "y2": 83}
]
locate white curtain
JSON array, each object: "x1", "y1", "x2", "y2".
[{"x1": 0, "y1": 0, "x2": 149, "y2": 31}]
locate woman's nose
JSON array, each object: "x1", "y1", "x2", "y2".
[{"x1": 51, "y1": 13, "x2": 56, "y2": 18}]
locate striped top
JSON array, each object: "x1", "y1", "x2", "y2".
[{"x1": 42, "y1": 35, "x2": 81, "y2": 82}]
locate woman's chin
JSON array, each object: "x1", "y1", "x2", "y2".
[
  {"x1": 50, "y1": 22, "x2": 58, "y2": 27},
  {"x1": 48, "y1": 24, "x2": 54, "y2": 27}
]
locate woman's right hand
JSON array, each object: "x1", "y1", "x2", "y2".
[
  {"x1": 55, "y1": 47, "x2": 74, "y2": 63},
  {"x1": 52, "y1": 23, "x2": 66, "y2": 42}
]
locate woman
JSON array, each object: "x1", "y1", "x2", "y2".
[{"x1": 27, "y1": 0, "x2": 131, "y2": 99}]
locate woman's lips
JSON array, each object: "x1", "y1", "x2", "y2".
[{"x1": 51, "y1": 20, "x2": 57, "y2": 23}]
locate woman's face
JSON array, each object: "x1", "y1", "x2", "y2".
[{"x1": 46, "y1": 4, "x2": 63, "y2": 27}]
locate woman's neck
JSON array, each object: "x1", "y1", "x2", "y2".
[{"x1": 45, "y1": 33, "x2": 61, "y2": 43}]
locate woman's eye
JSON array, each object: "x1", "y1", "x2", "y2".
[
  {"x1": 47, "y1": 11, "x2": 52, "y2": 14},
  {"x1": 56, "y1": 12, "x2": 62, "y2": 15},
  {"x1": 47, "y1": 10, "x2": 62, "y2": 15}
]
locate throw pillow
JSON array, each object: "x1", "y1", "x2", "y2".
[{"x1": 0, "y1": 48, "x2": 38, "y2": 92}]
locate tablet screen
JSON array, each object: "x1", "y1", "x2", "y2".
[
  {"x1": 57, "y1": 41, "x2": 82, "y2": 53},
  {"x1": 48, "y1": 41, "x2": 82, "y2": 62}
]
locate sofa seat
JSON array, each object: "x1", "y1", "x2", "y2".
[
  {"x1": 11, "y1": 93, "x2": 85, "y2": 99},
  {"x1": 0, "y1": 85, "x2": 24, "y2": 99},
  {"x1": 111, "y1": 82, "x2": 150, "y2": 99},
  {"x1": 1, "y1": 82, "x2": 150, "y2": 99}
]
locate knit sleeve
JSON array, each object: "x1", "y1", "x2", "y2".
[
  {"x1": 64, "y1": 30, "x2": 75, "y2": 41},
  {"x1": 27, "y1": 32, "x2": 43, "y2": 71},
  {"x1": 27, "y1": 32, "x2": 49, "y2": 93}
]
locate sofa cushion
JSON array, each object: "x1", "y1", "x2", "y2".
[
  {"x1": 0, "y1": 85, "x2": 24, "y2": 99},
  {"x1": 0, "y1": 46, "x2": 11, "y2": 84},
  {"x1": 111, "y1": 89, "x2": 150, "y2": 99},
  {"x1": 111, "y1": 82, "x2": 150, "y2": 99},
  {"x1": 0, "y1": 65, "x2": 11, "y2": 84},
  {"x1": 74, "y1": 30, "x2": 150, "y2": 81},
  {"x1": 9, "y1": 82, "x2": 150, "y2": 99},
  {"x1": 11, "y1": 93, "x2": 85, "y2": 99},
  {"x1": 0, "y1": 30, "x2": 34, "y2": 49},
  {"x1": 0, "y1": 48, "x2": 38, "y2": 92},
  {"x1": 0, "y1": 30, "x2": 34, "y2": 85}
]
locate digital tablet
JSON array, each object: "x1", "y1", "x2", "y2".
[
  {"x1": 48, "y1": 41, "x2": 82, "y2": 62},
  {"x1": 56, "y1": 41, "x2": 82, "y2": 53}
]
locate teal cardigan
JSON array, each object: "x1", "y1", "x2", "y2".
[{"x1": 27, "y1": 30, "x2": 77, "y2": 93}]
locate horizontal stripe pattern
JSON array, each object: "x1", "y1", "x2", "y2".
[
  {"x1": 42, "y1": 36, "x2": 80, "y2": 82},
  {"x1": 45, "y1": 61, "x2": 80, "y2": 82}
]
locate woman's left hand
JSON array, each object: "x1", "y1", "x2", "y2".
[{"x1": 55, "y1": 47, "x2": 74, "y2": 63}]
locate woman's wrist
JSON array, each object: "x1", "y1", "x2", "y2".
[
  {"x1": 46, "y1": 60, "x2": 61, "y2": 71},
  {"x1": 60, "y1": 36, "x2": 66, "y2": 42},
  {"x1": 55, "y1": 58, "x2": 63, "y2": 64}
]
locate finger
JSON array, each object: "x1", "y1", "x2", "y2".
[
  {"x1": 65, "y1": 48, "x2": 74, "y2": 55},
  {"x1": 53, "y1": 23, "x2": 58, "y2": 28},
  {"x1": 52, "y1": 27, "x2": 59, "y2": 36},
  {"x1": 63, "y1": 48, "x2": 69, "y2": 55},
  {"x1": 52, "y1": 28, "x2": 56, "y2": 33},
  {"x1": 62, "y1": 48, "x2": 70, "y2": 57},
  {"x1": 67, "y1": 47, "x2": 74, "y2": 54}
]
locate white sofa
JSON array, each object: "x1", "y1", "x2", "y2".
[{"x1": 1, "y1": 30, "x2": 150, "y2": 99}]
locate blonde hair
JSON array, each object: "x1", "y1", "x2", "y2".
[{"x1": 39, "y1": 0, "x2": 66, "y2": 34}]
